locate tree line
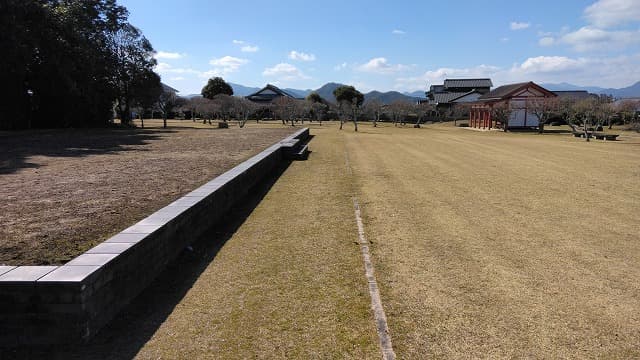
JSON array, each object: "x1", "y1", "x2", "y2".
[
  {"x1": 0, "y1": 0, "x2": 161, "y2": 130},
  {"x1": 171, "y1": 83, "x2": 439, "y2": 131}
]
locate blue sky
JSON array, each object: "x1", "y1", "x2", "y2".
[{"x1": 119, "y1": 0, "x2": 640, "y2": 94}]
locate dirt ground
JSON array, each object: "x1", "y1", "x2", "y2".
[{"x1": 0, "y1": 120, "x2": 295, "y2": 265}]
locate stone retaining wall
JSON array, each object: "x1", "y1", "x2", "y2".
[{"x1": 0, "y1": 128, "x2": 309, "y2": 346}]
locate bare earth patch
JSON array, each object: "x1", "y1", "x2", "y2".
[{"x1": 0, "y1": 120, "x2": 295, "y2": 265}]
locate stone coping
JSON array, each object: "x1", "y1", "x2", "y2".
[{"x1": 0, "y1": 127, "x2": 309, "y2": 345}]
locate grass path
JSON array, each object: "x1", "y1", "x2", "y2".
[{"x1": 134, "y1": 126, "x2": 380, "y2": 359}]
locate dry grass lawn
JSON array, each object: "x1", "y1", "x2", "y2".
[
  {"x1": 5, "y1": 121, "x2": 639, "y2": 358},
  {"x1": 0, "y1": 120, "x2": 295, "y2": 265},
  {"x1": 342, "y1": 122, "x2": 640, "y2": 358}
]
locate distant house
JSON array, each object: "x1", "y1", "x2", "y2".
[
  {"x1": 246, "y1": 84, "x2": 302, "y2": 104},
  {"x1": 161, "y1": 83, "x2": 179, "y2": 95},
  {"x1": 470, "y1": 81, "x2": 557, "y2": 130},
  {"x1": 424, "y1": 78, "x2": 493, "y2": 110}
]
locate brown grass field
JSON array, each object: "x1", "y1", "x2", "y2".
[
  {"x1": 0, "y1": 120, "x2": 295, "y2": 265},
  {"x1": 4, "y1": 121, "x2": 640, "y2": 358}
]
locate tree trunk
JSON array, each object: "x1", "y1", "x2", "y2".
[{"x1": 163, "y1": 114, "x2": 167, "y2": 129}]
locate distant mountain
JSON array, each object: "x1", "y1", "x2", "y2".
[
  {"x1": 284, "y1": 88, "x2": 312, "y2": 98},
  {"x1": 364, "y1": 90, "x2": 421, "y2": 104},
  {"x1": 314, "y1": 82, "x2": 345, "y2": 103},
  {"x1": 229, "y1": 83, "x2": 260, "y2": 97},
  {"x1": 403, "y1": 90, "x2": 426, "y2": 98},
  {"x1": 542, "y1": 81, "x2": 640, "y2": 98}
]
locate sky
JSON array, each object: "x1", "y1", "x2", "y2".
[{"x1": 118, "y1": 0, "x2": 640, "y2": 94}]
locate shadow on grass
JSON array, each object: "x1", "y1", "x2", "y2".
[
  {"x1": 1, "y1": 161, "x2": 290, "y2": 360},
  {"x1": 542, "y1": 128, "x2": 572, "y2": 134},
  {"x1": 0, "y1": 128, "x2": 174, "y2": 175}
]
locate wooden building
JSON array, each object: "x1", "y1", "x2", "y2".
[
  {"x1": 246, "y1": 84, "x2": 302, "y2": 104},
  {"x1": 424, "y1": 78, "x2": 493, "y2": 110},
  {"x1": 470, "y1": 81, "x2": 557, "y2": 130}
]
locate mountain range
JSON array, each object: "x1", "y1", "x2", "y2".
[
  {"x1": 541, "y1": 81, "x2": 640, "y2": 98},
  {"x1": 229, "y1": 82, "x2": 425, "y2": 104},
  {"x1": 186, "y1": 81, "x2": 640, "y2": 103}
]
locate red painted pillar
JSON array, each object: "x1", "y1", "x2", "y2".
[
  {"x1": 488, "y1": 111, "x2": 492, "y2": 129},
  {"x1": 471, "y1": 109, "x2": 474, "y2": 128}
]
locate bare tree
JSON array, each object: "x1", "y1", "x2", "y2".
[
  {"x1": 527, "y1": 97, "x2": 560, "y2": 133},
  {"x1": 489, "y1": 102, "x2": 511, "y2": 131},
  {"x1": 309, "y1": 102, "x2": 327, "y2": 125},
  {"x1": 450, "y1": 103, "x2": 470, "y2": 126},
  {"x1": 212, "y1": 94, "x2": 234, "y2": 122},
  {"x1": 387, "y1": 100, "x2": 412, "y2": 126},
  {"x1": 413, "y1": 102, "x2": 435, "y2": 128},
  {"x1": 155, "y1": 91, "x2": 185, "y2": 129},
  {"x1": 231, "y1": 97, "x2": 257, "y2": 128},
  {"x1": 273, "y1": 96, "x2": 296, "y2": 125},
  {"x1": 363, "y1": 99, "x2": 384, "y2": 127},
  {"x1": 615, "y1": 99, "x2": 640, "y2": 129}
]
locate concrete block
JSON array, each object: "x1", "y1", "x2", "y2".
[
  {"x1": 66, "y1": 254, "x2": 118, "y2": 266},
  {"x1": 85, "y1": 242, "x2": 134, "y2": 254},
  {"x1": 0, "y1": 266, "x2": 16, "y2": 276},
  {"x1": 0, "y1": 266, "x2": 58, "y2": 282},
  {"x1": 104, "y1": 233, "x2": 147, "y2": 243},
  {"x1": 38, "y1": 265, "x2": 101, "y2": 283},
  {"x1": 121, "y1": 223, "x2": 163, "y2": 234}
]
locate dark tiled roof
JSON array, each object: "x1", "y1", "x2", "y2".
[
  {"x1": 430, "y1": 85, "x2": 445, "y2": 93},
  {"x1": 478, "y1": 82, "x2": 557, "y2": 101},
  {"x1": 444, "y1": 78, "x2": 493, "y2": 89},
  {"x1": 246, "y1": 84, "x2": 302, "y2": 102},
  {"x1": 432, "y1": 92, "x2": 471, "y2": 104},
  {"x1": 161, "y1": 83, "x2": 179, "y2": 93},
  {"x1": 553, "y1": 91, "x2": 595, "y2": 100}
]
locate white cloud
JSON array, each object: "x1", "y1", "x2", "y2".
[
  {"x1": 539, "y1": 37, "x2": 555, "y2": 46},
  {"x1": 395, "y1": 64, "x2": 500, "y2": 90},
  {"x1": 560, "y1": 26, "x2": 640, "y2": 52},
  {"x1": 357, "y1": 57, "x2": 410, "y2": 74},
  {"x1": 516, "y1": 56, "x2": 585, "y2": 73},
  {"x1": 232, "y1": 40, "x2": 245, "y2": 44},
  {"x1": 155, "y1": 62, "x2": 199, "y2": 75},
  {"x1": 396, "y1": 53, "x2": 640, "y2": 91},
  {"x1": 510, "y1": 22, "x2": 531, "y2": 30},
  {"x1": 208, "y1": 56, "x2": 249, "y2": 74},
  {"x1": 288, "y1": 50, "x2": 316, "y2": 61},
  {"x1": 500, "y1": 37, "x2": 510, "y2": 43},
  {"x1": 170, "y1": 77, "x2": 185, "y2": 81},
  {"x1": 241, "y1": 45, "x2": 259, "y2": 52},
  {"x1": 334, "y1": 62, "x2": 348, "y2": 71},
  {"x1": 155, "y1": 51, "x2": 185, "y2": 59},
  {"x1": 262, "y1": 63, "x2": 310, "y2": 81},
  {"x1": 392, "y1": 29, "x2": 406, "y2": 35},
  {"x1": 584, "y1": 0, "x2": 640, "y2": 28},
  {"x1": 506, "y1": 54, "x2": 640, "y2": 87}
]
